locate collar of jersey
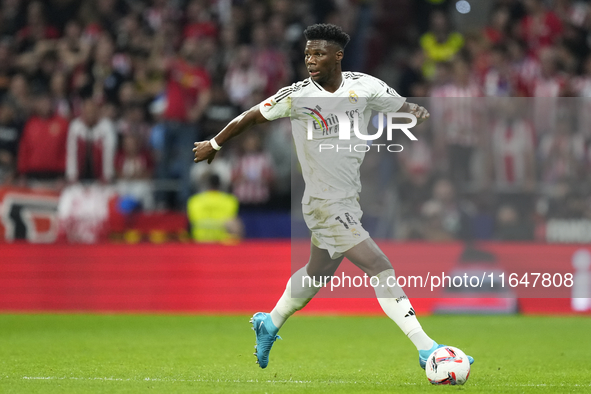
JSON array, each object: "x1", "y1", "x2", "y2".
[{"x1": 309, "y1": 72, "x2": 345, "y2": 94}]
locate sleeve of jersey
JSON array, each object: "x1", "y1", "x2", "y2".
[
  {"x1": 367, "y1": 77, "x2": 406, "y2": 113},
  {"x1": 258, "y1": 86, "x2": 293, "y2": 121}
]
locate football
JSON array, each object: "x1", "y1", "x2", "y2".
[{"x1": 425, "y1": 346, "x2": 471, "y2": 385}]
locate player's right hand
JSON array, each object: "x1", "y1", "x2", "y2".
[{"x1": 193, "y1": 141, "x2": 217, "y2": 164}]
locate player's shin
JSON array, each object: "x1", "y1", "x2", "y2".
[
  {"x1": 373, "y1": 269, "x2": 434, "y2": 351},
  {"x1": 270, "y1": 266, "x2": 324, "y2": 329}
]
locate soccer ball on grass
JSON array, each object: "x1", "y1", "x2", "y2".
[{"x1": 425, "y1": 346, "x2": 471, "y2": 385}]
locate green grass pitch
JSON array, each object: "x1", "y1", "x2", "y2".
[{"x1": 0, "y1": 314, "x2": 590, "y2": 393}]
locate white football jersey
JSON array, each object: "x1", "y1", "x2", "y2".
[{"x1": 259, "y1": 71, "x2": 405, "y2": 203}]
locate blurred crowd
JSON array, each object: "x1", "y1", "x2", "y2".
[{"x1": 0, "y1": 0, "x2": 590, "y2": 241}]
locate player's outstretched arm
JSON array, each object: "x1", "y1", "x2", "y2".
[
  {"x1": 193, "y1": 105, "x2": 269, "y2": 164},
  {"x1": 399, "y1": 102, "x2": 430, "y2": 125}
]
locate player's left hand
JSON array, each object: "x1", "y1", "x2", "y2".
[
  {"x1": 193, "y1": 141, "x2": 217, "y2": 164},
  {"x1": 407, "y1": 103, "x2": 430, "y2": 124}
]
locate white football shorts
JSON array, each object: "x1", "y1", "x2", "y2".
[{"x1": 302, "y1": 196, "x2": 370, "y2": 259}]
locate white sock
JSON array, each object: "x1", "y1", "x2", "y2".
[
  {"x1": 373, "y1": 269, "x2": 434, "y2": 351},
  {"x1": 270, "y1": 266, "x2": 323, "y2": 329}
]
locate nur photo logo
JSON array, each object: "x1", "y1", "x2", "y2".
[{"x1": 304, "y1": 105, "x2": 418, "y2": 153}]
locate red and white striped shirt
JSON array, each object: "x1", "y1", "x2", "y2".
[
  {"x1": 491, "y1": 119, "x2": 535, "y2": 188},
  {"x1": 431, "y1": 83, "x2": 483, "y2": 146},
  {"x1": 231, "y1": 153, "x2": 274, "y2": 204},
  {"x1": 66, "y1": 117, "x2": 117, "y2": 182}
]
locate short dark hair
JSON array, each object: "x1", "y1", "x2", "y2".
[
  {"x1": 208, "y1": 173, "x2": 221, "y2": 189},
  {"x1": 303, "y1": 24, "x2": 350, "y2": 50}
]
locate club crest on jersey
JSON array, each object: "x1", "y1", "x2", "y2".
[{"x1": 348, "y1": 90, "x2": 358, "y2": 104}]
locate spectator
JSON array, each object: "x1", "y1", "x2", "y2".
[
  {"x1": 219, "y1": 24, "x2": 241, "y2": 71},
  {"x1": 420, "y1": 178, "x2": 474, "y2": 241},
  {"x1": 17, "y1": 88, "x2": 69, "y2": 182},
  {"x1": 15, "y1": 1, "x2": 60, "y2": 53},
  {"x1": 78, "y1": 0, "x2": 127, "y2": 37},
  {"x1": 187, "y1": 173, "x2": 242, "y2": 243},
  {"x1": 519, "y1": 0, "x2": 563, "y2": 57},
  {"x1": 419, "y1": 10, "x2": 464, "y2": 80},
  {"x1": 56, "y1": 20, "x2": 92, "y2": 73},
  {"x1": 4, "y1": 73, "x2": 30, "y2": 122},
  {"x1": 397, "y1": 136, "x2": 436, "y2": 239},
  {"x1": 73, "y1": 33, "x2": 127, "y2": 105},
  {"x1": 231, "y1": 133, "x2": 274, "y2": 211},
  {"x1": 115, "y1": 133, "x2": 154, "y2": 211},
  {"x1": 183, "y1": 0, "x2": 218, "y2": 40},
  {"x1": 487, "y1": 100, "x2": 537, "y2": 214},
  {"x1": 191, "y1": 145, "x2": 232, "y2": 194},
  {"x1": 49, "y1": 71, "x2": 72, "y2": 120},
  {"x1": 572, "y1": 55, "x2": 591, "y2": 139},
  {"x1": 144, "y1": 0, "x2": 179, "y2": 33},
  {"x1": 539, "y1": 179, "x2": 589, "y2": 220},
  {"x1": 483, "y1": 44, "x2": 514, "y2": 97},
  {"x1": 571, "y1": 54, "x2": 591, "y2": 97},
  {"x1": 489, "y1": 100, "x2": 536, "y2": 192},
  {"x1": 484, "y1": 6, "x2": 511, "y2": 45},
  {"x1": 250, "y1": 23, "x2": 291, "y2": 96},
  {"x1": 507, "y1": 39, "x2": 540, "y2": 96},
  {"x1": 117, "y1": 81, "x2": 140, "y2": 110},
  {"x1": 66, "y1": 98, "x2": 117, "y2": 183},
  {"x1": 115, "y1": 12, "x2": 152, "y2": 55},
  {"x1": 0, "y1": 39, "x2": 16, "y2": 96},
  {"x1": 0, "y1": 100, "x2": 22, "y2": 184},
  {"x1": 397, "y1": 48, "x2": 427, "y2": 98},
  {"x1": 152, "y1": 36, "x2": 212, "y2": 208},
  {"x1": 116, "y1": 103, "x2": 151, "y2": 147},
  {"x1": 200, "y1": 85, "x2": 241, "y2": 140},
  {"x1": 224, "y1": 45, "x2": 267, "y2": 111},
  {"x1": 538, "y1": 114, "x2": 586, "y2": 183},
  {"x1": 495, "y1": 204, "x2": 534, "y2": 240},
  {"x1": 431, "y1": 57, "x2": 483, "y2": 187},
  {"x1": 130, "y1": 51, "x2": 165, "y2": 103},
  {"x1": 493, "y1": 0, "x2": 526, "y2": 26},
  {"x1": 532, "y1": 48, "x2": 568, "y2": 136},
  {"x1": 0, "y1": 0, "x2": 24, "y2": 37},
  {"x1": 533, "y1": 47, "x2": 567, "y2": 97}
]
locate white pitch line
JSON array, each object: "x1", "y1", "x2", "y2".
[{"x1": 4, "y1": 377, "x2": 589, "y2": 387}]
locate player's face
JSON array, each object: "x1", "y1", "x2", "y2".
[{"x1": 305, "y1": 40, "x2": 342, "y2": 84}]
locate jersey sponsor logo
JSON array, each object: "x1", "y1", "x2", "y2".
[
  {"x1": 348, "y1": 90, "x2": 358, "y2": 104},
  {"x1": 304, "y1": 106, "x2": 329, "y2": 132}
]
